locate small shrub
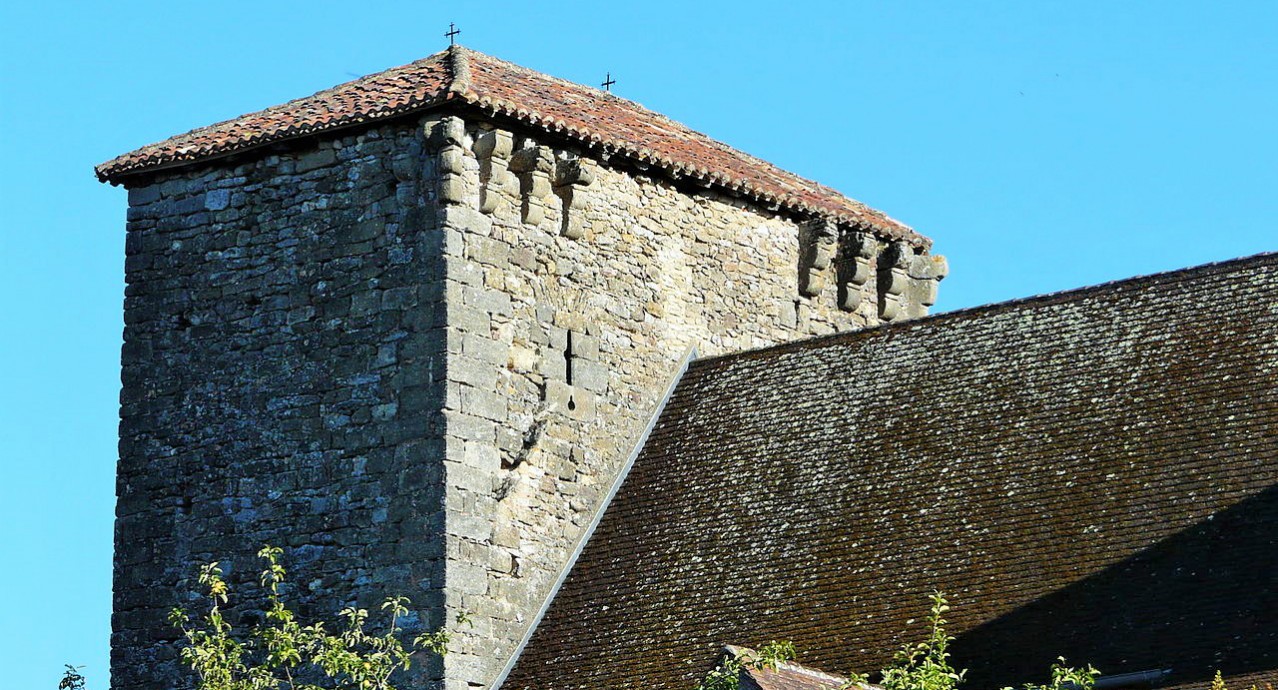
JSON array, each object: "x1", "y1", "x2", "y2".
[
  {"x1": 169, "y1": 545, "x2": 460, "y2": 690},
  {"x1": 1005, "y1": 657, "x2": 1099, "y2": 690},
  {"x1": 695, "y1": 640, "x2": 797, "y2": 690},
  {"x1": 58, "y1": 666, "x2": 86, "y2": 690},
  {"x1": 694, "y1": 592, "x2": 1101, "y2": 690},
  {"x1": 879, "y1": 592, "x2": 966, "y2": 690},
  {"x1": 1209, "y1": 670, "x2": 1271, "y2": 690}
]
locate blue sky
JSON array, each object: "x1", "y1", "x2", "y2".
[{"x1": 0, "y1": 1, "x2": 1274, "y2": 686}]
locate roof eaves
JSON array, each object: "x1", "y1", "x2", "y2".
[
  {"x1": 452, "y1": 83, "x2": 923, "y2": 245},
  {"x1": 94, "y1": 45, "x2": 924, "y2": 245},
  {"x1": 93, "y1": 94, "x2": 456, "y2": 185}
]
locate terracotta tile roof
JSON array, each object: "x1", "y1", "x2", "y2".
[
  {"x1": 97, "y1": 52, "x2": 452, "y2": 184},
  {"x1": 95, "y1": 46, "x2": 923, "y2": 245},
  {"x1": 501, "y1": 253, "x2": 1278, "y2": 690},
  {"x1": 725, "y1": 646, "x2": 861, "y2": 690},
  {"x1": 741, "y1": 664, "x2": 851, "y2": 690}
]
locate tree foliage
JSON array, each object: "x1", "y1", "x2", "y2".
[
  {"x1": 167, "y1": 545, "x2": 461, "y2": 690},
  {"x1": 877, "y1": 592, "x2": 967, "y2": 690},
  {"x1": 695, "y1": 641, "x2": 798, "y2": 690},
  {"x1": 58, "y1": 666, "x2": 86, "y2": 690},
  {"x1": 695, "y1": 593, "x2": 1100, "y2": 690}
]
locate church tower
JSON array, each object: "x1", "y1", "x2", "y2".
[{"x1": 98, "y1": 45, "x2": 944, "y2": 690}]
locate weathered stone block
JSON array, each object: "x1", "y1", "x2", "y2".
[
  {"x1": 462, "y1": 286, "x2": 512, "y2": 317},
  {"x1": 448, "y1": 514, "x2": 494, "y2": 542},
  {"x1": 445, "y1": 410, "x2": 497, "y2": 444},
  {"x1": 295, "y1": 148, "x2": 337, "y2": 173},
  {"x1": 204, "y1": 189, "x2": 231, "y2": 211},
  {"x1": 573, "y1": 359, "x2": 609, "y2": 394},
  {"x1": 462, "y1": 333, "x2": 509, "y2": 365},
  {"x1": 128, "y1": 185, "x2": 162, "y2": 206},
  {"x1": 439, "y1": 176, "x2": 467, "y2": 204},
  {"x1": 467, "y1": 236, "x2": 509, "y2": 266},
  {"x1": 449, "y1": 562, "x2": 489, "y2": 595},
  {"x1": 910, "y1": 253, "x2": 949, "y2": 280},
  {"x1": 449, "y1": 355, "x2": 499, "y2": 389},
  {"x1": 544, "y1": 380, "x2": 596, "y2": 422},
  {"x1": 448, "y1": 461, "x2": 496, "y2": 495},
  {"x1": 461, "y1": 386, "x2": 509, "y2": 422}
]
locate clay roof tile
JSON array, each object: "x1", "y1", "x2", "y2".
[{"x1": 96, "y1": 46, "x2": 924, "y2": 245}]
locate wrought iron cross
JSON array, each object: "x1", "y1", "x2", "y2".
[
  {"x1": 446, "y1": 23, "x2": 460, "y2": 46},
  {"x1": 601, "y1": 72, "x2": 616, "y2": 92}
]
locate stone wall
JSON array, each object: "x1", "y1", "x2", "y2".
[
  {"x1": 112, "y1": 108, "x2": 945, "y2": 690},
  {"x1": 114, "y1": 121, "x2": 449, "y2": 690},
  {"x1": 425, "y1": 114, "x2": 946, "y2": 689}
]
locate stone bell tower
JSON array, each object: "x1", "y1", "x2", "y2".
[{"x1": 98, "y1": 45, "x2": 943, "y2": 690}]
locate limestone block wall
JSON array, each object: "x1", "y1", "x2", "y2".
[
  {"x1": 114, "y1": 122, "x2": 449, "y2": 690},
  {"x1": 425, "y1": 114, "x2": 947, "y2": 689},
  {"x1": 111, "y1": 107, "x2": 945, "y2": 690}
]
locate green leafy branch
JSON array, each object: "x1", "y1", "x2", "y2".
[
  {"x1": 168, "y1": 545, "x2": 465, "y2": 690},
  {"x1": 876, "y1": 592, "x2": 966, "y2": 690},
  {"x1": 1006, "y1": 657, "x2": 1099, "y2": 690},
  {"x1": 1209, "y1": 671, "x2": 1270, "y2": 690},
  {"x1": 695, "y1": 641, "x2": 798, "y2": 690},
  {"x1": 696, "y1": 593, "x2": 1102, "y2": 690},
  {"x1": 58, "y1": 666, "x2": 86, "y2": 690}
]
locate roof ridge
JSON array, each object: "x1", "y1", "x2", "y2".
[
  {"x1": 693, "y1": 251, "x2": 1278, "y2": 367},
  {"x1": 448, "y1": 44, "x2": 472, "y2": 96}
]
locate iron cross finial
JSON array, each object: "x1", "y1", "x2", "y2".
[
  {"x1": 446, "y1": 23, "x2": 460, "y2": 46},
  {"x1": 602, "y1": 72, "x2": 616, "y2": 92}
]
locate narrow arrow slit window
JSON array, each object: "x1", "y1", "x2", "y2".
[{"x1": 565, "y1": 330, "x2": 577, "y2": 411}]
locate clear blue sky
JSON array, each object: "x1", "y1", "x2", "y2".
[{"x1": 1, "y1": 1, "x2": 1273, "y2": 686}]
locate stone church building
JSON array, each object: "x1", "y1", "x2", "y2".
[{"x1": 96, "y1": 46, "x2": 1275, "y2": 690}]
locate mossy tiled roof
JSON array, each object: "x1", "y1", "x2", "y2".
[{"x1": 504, "y1": 253, "x2": 1278, "y2": 690}]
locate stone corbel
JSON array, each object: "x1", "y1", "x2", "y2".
[
  {"x1": 799, "y1": 219, "x2": 839, "y2": 297},
  {"x1": 426, "y1": 116, "x2": 468, "y2": 205},
  {"x1": 906, "y1": 253, "x2": 949, "y2": 318},
  {"x1": 509, "y1": 145, "x2": 555, "y2": 226},
  {"x1": 474, "y1": 129, "x2": 516, "y2": 215},
  {"x1": 553, "y1": 158, "x2": 595, "y2": 240},
  {"x1": 878, "y1": 241, "x2": 913, "y2": 321},
  {"x1": 838, "y1": 231, "x2": 878, "y2": 312}
]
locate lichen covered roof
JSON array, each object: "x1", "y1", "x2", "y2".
[
  {"x1": 502, "y1": 253, "x2": 1278, "y2": 690},
  {"x1": 95, "y1": 46, "x2": 923, "y2": 245}
]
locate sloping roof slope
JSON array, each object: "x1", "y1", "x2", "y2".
[
  {"x1": 95, "y1": 46, "x2": 921, "y2": 244},
  {"x1": 502, "y1": 253, "x2": 1278, "y2": 690}
]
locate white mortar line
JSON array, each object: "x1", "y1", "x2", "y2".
[{"x1": 489, "y1": 345, "x2": 699, "y2": 689}]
